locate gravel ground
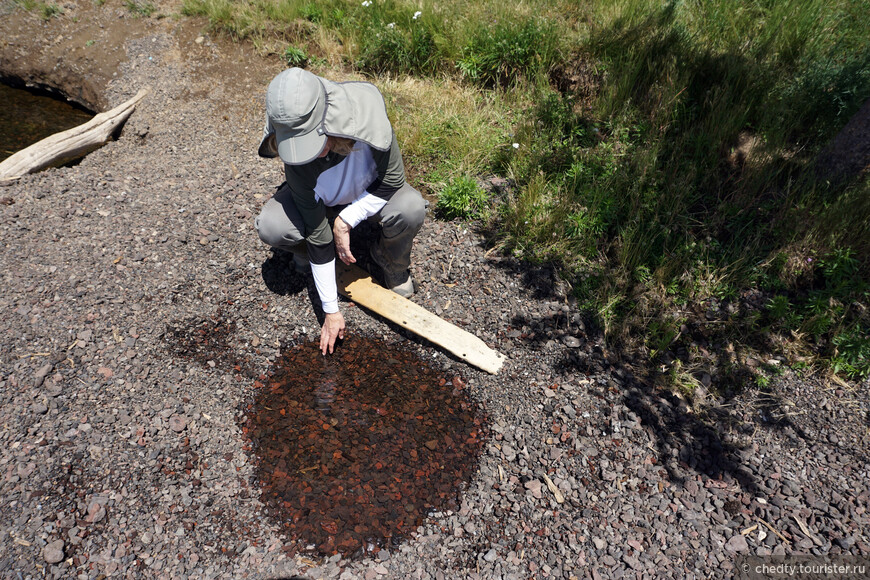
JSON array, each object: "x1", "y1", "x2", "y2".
[{"x1": 1, "y1": 5, "x2": 869, "y2": 579}]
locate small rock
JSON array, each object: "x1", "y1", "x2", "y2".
[
  {"x1": 43, "y1": 539, "x2": 64, "y2": 564},
  {"x1": 524, "y1": 479, "x2": 542, "y2": 498},
  {"x1": 45, "y1": 381, "x2": 63, "y2": 397},
  {"x1": 592, "y1": 537, "x2": 606, "y2": 550},
  {"x1": 33, "y1": 363, "x2": 53, "y2": 388},
  {"x1": 725, "y1": 534, "x2": 749, "y2": 553},
  {"x1": 623, "y1": 554, "x2": 643, "y2": 571},
  {"x1": 836, "y1": 536, "x2": 856, "y2": 550},
  {"x1": 168, "y1": 415, "x2": 187, "y2": 432},
  {"x1": 563, "y1": 336, "x2": 581, "y2": 348},
  {"x1": 86, "y1": 500, "x2": 106, "y2": 524},
  {"x1": 483, "y1": 548, "x2": 497, "y2": 562}
]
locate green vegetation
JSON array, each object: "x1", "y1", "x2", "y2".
[
  {"x1": 10, "y1": 0, "x2": 64, "y2": 20},
  {"x1": 175, "y1": 0, "x2": 870, "y2": 387},
  {"x1": 283, "y1": 45, "x2": 308, "y2": 67},
  {"x1": 457, "y1": 19, "x2": 559, "y2": 87},
  {"x1": 435, "y1": 175, "x2": 489, "y2": 221},
  {"x1": 125, "y1": 0, "x2": 155, "y2": 17},
  {"x1": 39, "y1": 1, "x2": 62, "y2": 18}
]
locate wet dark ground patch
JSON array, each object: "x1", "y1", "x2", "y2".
[
  {"x1": 163, "y1": 309, "x2": 259, "y2": 378},
  {"x1": 240, "y1": 335, "x2": 488, "y2": 559}
]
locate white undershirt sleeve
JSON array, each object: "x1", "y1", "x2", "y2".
[
  {"x1": 337, "y1": 193, "x2": 388, "y2": 229},
  {"x1": 311, "y1": 259, "x2": 339, "y2": 314}
]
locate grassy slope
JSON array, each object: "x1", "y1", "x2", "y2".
[{"x1": 179, "y1": 0, "x2": 870, "y2": 390}]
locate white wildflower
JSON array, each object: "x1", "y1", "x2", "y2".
[
  {"x1": 361, "y1": 0, "x2": 371, "y2": 6},
  {"x1": 413, "y1": 10, "x2": 422, "y2": 19},
  {"x1": 512, "y1": 143, "x2": 520, "y2": 149},
  {"x1": 387, "y1": 22, "x2": 395, "y2": 28}
]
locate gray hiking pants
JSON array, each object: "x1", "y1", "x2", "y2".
[{"x1": 254, "y1": 182, "x2": 427, "y2": 273}]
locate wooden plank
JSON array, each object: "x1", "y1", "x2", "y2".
[{"x1": 336, "y1": 262, "x2": 506, "y2": 374}]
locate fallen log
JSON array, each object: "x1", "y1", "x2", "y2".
[
  {"x1": 0, "y1": 89, "x2": 148, "y2": 183},
  {"x1": 336, "y1": 261, "x2": 506, "y2": 374}
]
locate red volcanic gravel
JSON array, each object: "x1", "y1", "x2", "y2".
[{"x1": 241, "y1": 336, "x2": 488, "y2": 558}]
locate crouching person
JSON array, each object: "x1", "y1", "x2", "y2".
[{"x1": 254, "y1": 68, "x2": 427, "y2": 355}]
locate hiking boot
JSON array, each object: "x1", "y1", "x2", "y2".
[{"x1": 369, "y1": 243, "x2": 415, "y2": 298}]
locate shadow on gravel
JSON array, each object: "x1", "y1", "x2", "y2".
[
  {"x1": 624, "y1": 381, "x2": 759, "y2": 494},
  {"x1": 476, "y1": 248, "x2": 820, "y2": 495},
  {"x1": 557, "y1": 344, "x2": 762, "y2": 494},
  {"x1": 486, "y1": 255, "x2": 570, "y2": 302},
  {"x1": 261, "y1": 250, "x2": 309, "y2": 296}
]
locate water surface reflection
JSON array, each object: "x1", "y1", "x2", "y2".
[{"x1": 1, "y1": 82, "x2": 93, "y2": 161}]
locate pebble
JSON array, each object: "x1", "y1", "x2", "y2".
[
  {"x1": 42, "y1": 539, "x2": 64, "y2": 564},
  {"x1": 524, "y1": 479, "x2": 543, "y2": 499},
  {"x1": 32, "y1": 363, "x2": 53, "y2": 388},
  {"x1": 724, "y1": 534, "x2": 749, "y2": 554},
  {"x1": 592, "y1": 537, "x2": 606, "y2": 551},
  {"x1": 168, "y1": 414, "x2": 187, "y2": 432}
]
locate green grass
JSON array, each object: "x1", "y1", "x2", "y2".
[
  {"x1": 435, "y1": 175, "x2": 489, "y2": 221},
  {"x1": 10, "y1": 0, "x2": 64, "y2": 19},
  {"x1": 457, "y1": 18, "x2": 560, "y2": 87},
  {"x1": 176, "y1": 0, "x2": 870, "y2": 386},
  {"x1": 494, "y1": 0, "x2": 870, "y2": 384},
  {"x1": 39, "y1": 0, "x2": 62, "y2": 18},
  {"x1": 125, "y1": 0, "x2": 155, "y2": 16},
  {"x1": 179, "y1": 0, "x2": 576, "y2": 79}
]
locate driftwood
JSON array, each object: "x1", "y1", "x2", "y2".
[
  {"x1": 336, "y1": 261, "x2": 506, "y2": 374},
  {"x1": 0, "y1": 89, "x2": 148, "y2": 183}
]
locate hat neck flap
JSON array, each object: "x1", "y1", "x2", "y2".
[{"x1": 320, "y1": 79, "x2": 393, "y2": 151}]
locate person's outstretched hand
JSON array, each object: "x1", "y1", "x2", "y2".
[
  {"x1": 333, "y1": 216, "x2": 355, "y2": 265},
  {"x1": 320, "y1": 311, "x2": 346, "y2": 355}
]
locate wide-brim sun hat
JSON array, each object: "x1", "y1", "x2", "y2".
[
  {"x1": 261, "y1": 67, "x2": 328, "y2": 165},
  {"x1": 258, "y1": 67, "x2": 394, "y2": 164}
]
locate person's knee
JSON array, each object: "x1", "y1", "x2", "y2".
[
  {"x1": 391, "y1": 186, "x2": 427, "y2": 232},
  {"x1": 255, "y1": 211, "x2": 300, "y2": 248},
  {"x1": 406, "y1": 197, "x2": 427, "y2": 231}
]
